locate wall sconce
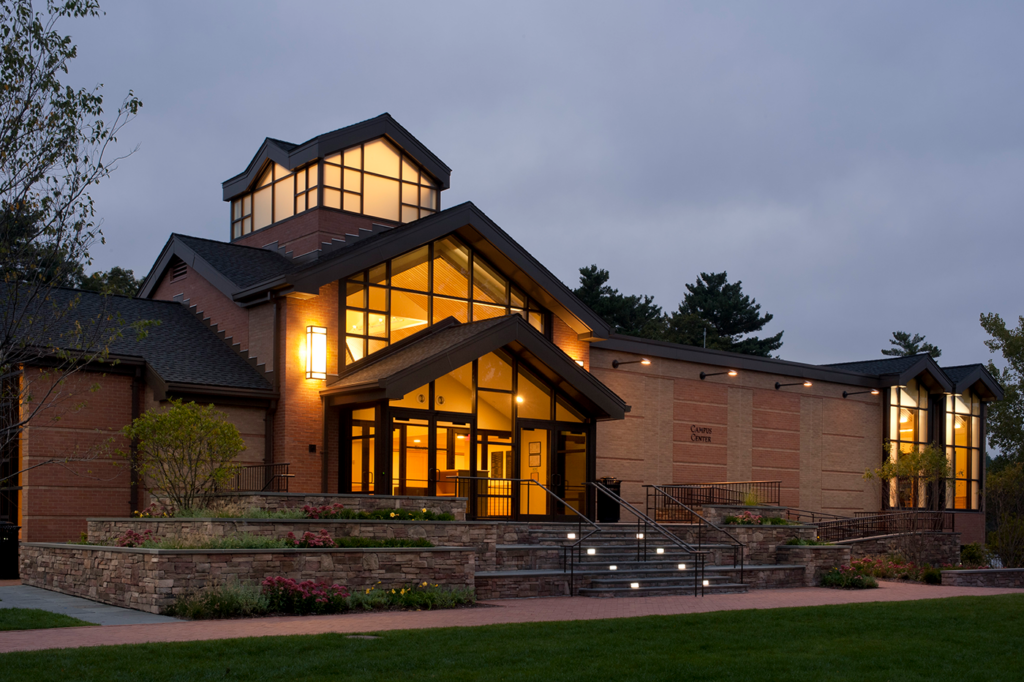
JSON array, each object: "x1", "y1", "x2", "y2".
[
  {"x1": 776, "y1": 381, "x2": 812, "y2": 390},
  {"x1": 700, "y1": 370, "x2": 738, "y2": 380},
  {"x1": 612, "y1": 358, "x2": 651, "y2": 368},
  {"x1": 305, "y1": 325, "x2": 327, "y2": 379},
  {"x1": 575, "y1": 360, "x2": 585, "y2": 367},
  {"x1": 843, "y1": 389, "x2": 880, "y2": 398}
]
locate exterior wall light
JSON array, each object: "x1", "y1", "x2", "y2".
[
  {"x1": 575, "y1": 360, "x2": 585, "y2": 367},
  {"x1": 700, "y1": 370, "x2": 738, "y2": 380},
  {"x1": 567, "y1": 532, "x2": 576, "y2": 540},
  {"x1": 656, "y1": 548, "x2": 664, "y2": 554},
  {"x1": 609, "y1": 565, "x2": 617, "y2": 570},
  {"x1": 612, "y1": 358, "x2": 651, "y2": 368},
  {"x1": 842, "y1": 389, "x2": 880, "y2": 398},
  {"x1": 636, "y1": 533, "x2": 644, "y2": 540},
  {"x1": 587, "y1": 548, "x2": 596, "y2": 555},
  {"x1": 775, "y1": 381, "x2": 812, "y2": 390},
  {"x1": 678, "y1": 563, "x2": 686, "y2": 570},
  {"x1": 515, "y1": 395, "x2": 524, "y2": 404},
  {"x1": 703, "y1": 579, "x2": 710, "y2": 587},
  {"x1": 305, "y1": 325, "x2": 327, "y2": 379},
  {"x1": 630, "y1": 582, "x2": 640, "y2": 589}
]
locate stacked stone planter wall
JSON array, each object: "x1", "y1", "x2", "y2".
[
  {"x1": 699, "y1": 505, "x2": 791, "y2": 525},
  {"x1": 20, "y1": 543, "x2": 475, "y2": 615},
  {"x1": 941, "y1": 568, "x2": 1024, "y2": 588},
  {"x1": 835, "y1": 532, "x2": 960, "y2": 566},
  {"x1": 774, "y1": 545, "x2": 852, "y2": 586},
  {"x1": 206, "y1": 493, "x2": 467, "y2": 521},
  {"x1": 661, "y1": 524, "x2": 816, "y2": 564}
]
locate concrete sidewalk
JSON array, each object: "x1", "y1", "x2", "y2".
[
  {"x1": 0, "y1": 581, "x2": 1021, "y2": 654},
  {"x1": 0, "y1": 585, "x2": 180, "y2": 627}
]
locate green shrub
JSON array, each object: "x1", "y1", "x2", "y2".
[
  {"x1": 921, "y1": 567, "x2": 942, "y2": 585},
  {"x1": 784, "y1": 537, "x2": 832, "y2": 546},
  {"x1": 960, "y1": 543, "x2": 991, "y2": 568},
  {"x1": 166, "y1": 579, "x2": 269, "y2": 619},
  {"x1": 820, "y1": 567, "x2": 879, "y2": 589}
]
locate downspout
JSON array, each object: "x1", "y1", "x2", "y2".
[{"x1": 129, "y1": 366, "x2": 142, "y2": 513}]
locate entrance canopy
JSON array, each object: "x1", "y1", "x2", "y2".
[{"x1": 322, "y1": 315, "x2": 628, "y2": 420}]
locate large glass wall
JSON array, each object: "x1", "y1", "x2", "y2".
[
  {"x1": 887, "y1": 380, "x2": 931, "y2": 509},
  {"x1": 231, "y1": 162, "x2": 319, "y2": 239},
  {"x1": 945, "y1": 390, "x2": 982, "y2": 511},
  {"x1": 343, "y1": 236, "x2": 549, "y2": 365}
]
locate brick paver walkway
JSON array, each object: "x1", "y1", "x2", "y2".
[{"x1": 0, "y1": 581, "x2": 1020, "y2": 654}]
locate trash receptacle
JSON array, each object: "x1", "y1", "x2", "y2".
[
  {"x1": 0, "y1": 523, "x2": 19, "y2": 580},
  {"x1": 596, "y1": 477, "x2": 621, "y2": 523}
]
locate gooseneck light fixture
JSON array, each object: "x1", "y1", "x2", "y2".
[
  {"x1": 775, "y1": 380, "x2": 812, "y2": 390},
  {"x1": 305, "y1": 325, "x2": 327, "y2": 379},
  {"x1": 842, "y1": 389, "x2": 880, "y2": 398},
  {"x1": 612, "y1": 358, "x2": 651, "y2": 369},
  {"x1": 700, "y1": 370, "x2": 738, "y2": 380}
]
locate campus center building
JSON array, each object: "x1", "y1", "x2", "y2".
[{"x1": 2, "y1": 114, "x2": 1002, "y2": 546}]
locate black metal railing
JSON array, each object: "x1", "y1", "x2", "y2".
[
  {"x1": 222, "y1": 463, "x2": 293, "y2": 493},
  {"x1": 590, "y1": 480, "x2": 707, "y2": 597},
  {"x1": 644, "y1": 484, "x2": 744, "y2": 583},
  {"x1": 784, "y1": 507, "x2": 851, "y2": 524},
  {"x1": 656, "y1": 481, "x2": 781, "y2": 507},
  {"x1": 816, "y1": 511, "x2": 955, "y2": 543}
]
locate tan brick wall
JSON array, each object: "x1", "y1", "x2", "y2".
[
  {"x1": 590, "y1": 346, "x2": 886, "y2": 515},
  {"x1": 152, "y1": 263, "x2": 250, "y2": 353},
  {"x1": 552, "y1": 315, "x2": 589, "y2": 370}
]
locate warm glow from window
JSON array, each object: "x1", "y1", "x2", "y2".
[{"x1": 305, "y1": 326, "x2": 327, "y2": 380}]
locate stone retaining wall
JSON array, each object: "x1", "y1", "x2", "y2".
[
  {"x1": 206, "y1": 493, "x2": 467, "y2": 521},
  {"x1": 774, "y1": 546, "x2": 852, "y2": 586},
  {"x1": 835, "y1": 532, "x2": 960, "y2": 566},
  {"x1": 20, "y1": 543, "x2": 475, "y2": 614},
  {"x1": 712, "y1": 565, "x2": 805, "y2": 590},
  {"x1": 700, "y1": 505, "x2": 790, "y2": 524},
  {"x1": 941, "y1": 568, "x2": 1024, "y2": 588},
  {"x1": 475, "y1": 572, "x2": 581, "y2": 599}
]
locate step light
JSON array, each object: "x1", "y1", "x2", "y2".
[
  {"x1": 630, "y1": 582, "x2": 640, "y2": 589},
  {"x1": 703, "y1": 579, "x2": 710, "y2": 587},
  {"x1": 636, "y1": 533, "x2": 644, "y2": 540},
  {"x1": 656, "y1": 548, "x2": 664, "y2": 554},
  {"x1": 678, "y1": 563, "x2": 686, "y2": 570},
  {"x1": 609, "y1": 565, "x2": 617, "y2": 571},
  {"x1": 567, "y1": 532, "x2": 576, "y2": 540},
  {"x1": 587, "y1": 548, "x2": 596, "y2": 555}
]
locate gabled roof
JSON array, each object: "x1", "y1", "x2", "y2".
[
  {"x1": 940, "y1": 364, "x2": 1004, "y2": 401},
  {"x1": 139, "y1": 203, "x2": 614, "y2": 341},
  {"x1": 15, "y1": 288, "x2": 273, "y2": 398},
  {"x1": 323, "y1": 315, "x2": 628, "y2": 421},
  {"x1": 222, "y1": 113, "x2": 452, "y2": 200},
  {"x1": 824, "y1": 353, "x2": 953, "y2": 393}
]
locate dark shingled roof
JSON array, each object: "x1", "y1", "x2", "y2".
[
  {"x1": 332, "y1": 316, "x2": 509, "y2": 390},
  {"x1": 823, "y1": 354, "x2": 931, "y2": 375},
  {"x1": 33, "y1": 288, "x2": 272, "y2": 392},
  {"x1": 174, "y1": 234, "x2": 298, "y2": 289},
  {"x1": 940, "y1": 364, "x2": 983, "y2": 383}
]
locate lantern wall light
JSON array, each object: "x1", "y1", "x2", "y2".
[{"x1": 306, "y1": 325, "x2": 327, "y2": 380}]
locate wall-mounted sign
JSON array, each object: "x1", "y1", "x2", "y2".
[{"x1": 690, "y1": 425, "x2": 713, "y2": 443}]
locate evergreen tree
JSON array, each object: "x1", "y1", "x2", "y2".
[
  {"x1": 573, "y1": 265, "x2": 665, "y2": 338},
  {"x1": 665, "y1": 272, "x2": 783, "y2": 356},
  {"x1": 881, "y1": 331, "x2": 942, "y2": 358},
  {"x1": 78, "y1": 266, "x2": 142, "y2": 297}
]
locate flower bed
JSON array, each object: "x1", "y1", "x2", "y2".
[
  {"x1": 133, "y1": 501, "x2": 454, "y2": 522},
  {"x1": 724, "y1": 511, "x2": 798, "y2": 526},
  {"x1": 166, "y1": 578, "x2": 475, "y2": 619},
  {"x1": 108, "y1": 528, "x2": 434, "y2": 550},
  {"x1": 820, "y1": 566, "x2": 879, "y2": 589}
]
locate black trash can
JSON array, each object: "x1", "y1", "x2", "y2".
[
  {"x1": 596, "y1": 477, "x2": 621, "y2": 523},
  {"x1": 0, "y1": 523, "x2": 19, "y2": 580}
]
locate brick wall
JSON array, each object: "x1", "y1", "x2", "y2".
[
  {"x1": 233, "y1": 208, "x2": 398, "y2": 258},
  {"x1": 152, "y1": 263, "x2": 250, "y2": 354},
  {"x1": 551, "y1": 316, "x2": 589, "y2": 370},
  {"x1": 590, "y1": 346, "x2": 886, "y2": 516}
]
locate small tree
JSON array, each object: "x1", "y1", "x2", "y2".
[
  {"x1": 121, "y1": 400, "x2": 244, "y2": 510},
  {"x1": 864, "y1": 442, "x2": 951, "y2": 511}
]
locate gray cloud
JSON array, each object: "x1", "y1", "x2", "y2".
[{"x1": 64, "y1": 0, "x2": 1024, "y2": 366}]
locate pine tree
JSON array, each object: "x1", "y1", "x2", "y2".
[{"x1": 880, "y1": 331, "x2": 942, "y2": 358}]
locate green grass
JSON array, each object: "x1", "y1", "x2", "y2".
[
  {"x1": 1, "y1": 595, "x2": 1023, "y2": 680},
  {"x1": 0, "y1": 608, "x2": 96, "y2": 632}
]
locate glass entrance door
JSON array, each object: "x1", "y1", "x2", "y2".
[
  {"x1": 392, "y1": 416, "x2": 431, "y2": 496},
  {"x1": 556, "y1": 429, "x2": 588, "y2": 516},
  {"x1": 518, "y1": 427, "x2": 550, "y2": 516}
]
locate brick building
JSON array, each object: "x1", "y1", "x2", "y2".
[{"x1": 1, "y1": 113, "x2": 1001, "y2": 547}]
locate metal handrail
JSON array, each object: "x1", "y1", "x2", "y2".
[
  {"x1": 784, "y1": 507, "x2": 851, "y2": 523},
  {"x1": 663, "y1": 480, "x2": 782, "y2": 506},
  {"x1": 221, "y1": 463, "x2": 293, "y2": 493},
  {"x1": 454, "y1": 475, "x2": 604, "y2": 595},
  {"x1": 645, "y1": 484, "x2": 744, "y2": 584},
  {"x1": 590, "y1": 481, "x2": 707, "y2": 597},
  {"x1": 816, "y1": 510, "x2": 955, "y2": 543}
]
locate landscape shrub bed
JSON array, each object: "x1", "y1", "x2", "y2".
[
  {"x1": 130, "y1": 501, "x2": 455, "y2": 521},
  {"x1": 784, "y1": 537, "x2": 832, "y2": 546},
  {"x1": 165, "y1": 579, "x2": 475, "y2": 619},
  {"x1": 111, "y1": 529, "x2": 433, "y2": 550},
  {"x1": 724, "y1": 511, "x2": 797, "y2": 526},
  {"x1": 819, "y1": 566, "x2": 879, "y2": 589}
]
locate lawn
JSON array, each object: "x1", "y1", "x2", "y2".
[
  {"x1": 0, "y1": 608, "x2": 96, "y2": 632},
  {"x1": 1, "y1": 594, "x2": 1022, "y2": 681}
]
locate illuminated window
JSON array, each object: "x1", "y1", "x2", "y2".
[
  {"x1": 323, "y1": 137, "x2": 438, "y2": 224},
  {"x1": 231, "y1": 161, "x2": 319, "y2": 239},
  {"x1": 343, "y1": 235, "x2": 548, "y2": 366},
  {"x1": 886, "y1": 380, "x2": 931, "y2": 509},
  {"x1": 945, "y1": 390, "x2": 982, "y2": 511}
]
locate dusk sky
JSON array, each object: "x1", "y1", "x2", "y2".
[{"x1": 64, "y1": 1, "x2": 1024, "y2": 368}]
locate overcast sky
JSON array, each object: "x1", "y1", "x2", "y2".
[{"x1": 63, "y1": 1, "x2": 1024, "y2": 367}]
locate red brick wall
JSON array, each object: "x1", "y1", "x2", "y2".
[
  {"x1": 233, "y1": 208, "x2": 398, "y2": 258},
  {"x1": 151, "y1": 263, "x2": 250, "y2": 353},
  {"x1": 20, "y1": 369, "x2": 134, "y2": 542},
  {"x1": 273, "y1": 283, "x2": 340, "y2": 492},
  {"x1": 552, "y1": 315, "x2": 589, "y2": 370}
]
